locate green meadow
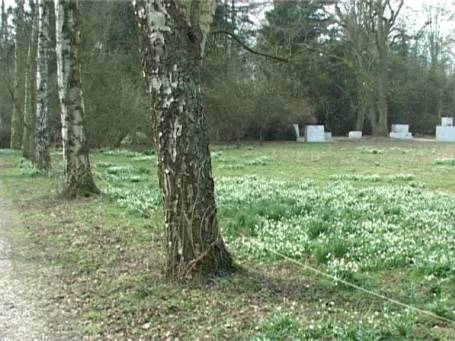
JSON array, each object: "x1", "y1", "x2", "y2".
[{"x1": 0, "y1": 139, "x2": 454, "y2": 339}]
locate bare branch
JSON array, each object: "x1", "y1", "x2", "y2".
[
  {"x1": 211, "y1": 29, "x2": 290, "y2": 64},
  {"x1": 388, "y1": 0, "x2": 404, "y2": 28}
]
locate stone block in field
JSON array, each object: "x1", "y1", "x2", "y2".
[
  {"x1": 390, "y1": 132, "x2": 413, "y2": 139},
  {"x1": 348, "y1": 131, "x2": 362, "y2": 139},
  {"x1": 436, "y1": 126, "x2": 455, "y2": 142},
  {"x1": 390, "y1": 124, "x2": 413, "y2": 139},
  {"x1": 441, "y1": 117, "x2": 453, "y2": 127},
  {"x1": 305, "y1": 125, "x2": 326, "y2": 142},
  {"x1": 391, "y1": 124, "x2": 410, "y2": 133},
  {"x1": 325, "y1": 132, "x2": 332, "y2": 140}
]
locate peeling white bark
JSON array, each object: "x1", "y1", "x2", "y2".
[
  {"x1": 55, "y1": 0, "x2": 67, "y2": 163},
  {"x1": 135, "y1": 0, "x2": 232, "y2": 278}
]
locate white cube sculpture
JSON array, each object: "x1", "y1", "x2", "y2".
[
  {"x1": 391, "y1": 124, "x2": 409, "y2": 133},
  {"x1": 441, "y1": 117, "x2": 453, "y2": 127},
  {"x1": 390, "y1": 132, "x2": 413, "y2": 139},
  {"x1": 390, "y1": 124, "x2": 413, "y2": 139},
  {"x1": 436, "y1": 126, "x2": 455, "y2": 142},
  {"x1": 348, "y1": 131, "x2": 362, "y2": 139},
  {"x1": 305, "y1": 125, "x2": 326, "y2": 142}
]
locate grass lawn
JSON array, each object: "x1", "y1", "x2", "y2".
[{"x1": 0, "y1": 138, "x2": 454, "y2": 339}]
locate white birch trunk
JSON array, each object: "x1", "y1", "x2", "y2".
[
  {"x1": 135, "y1": 0, "x2": 233, "y2": 278},
  {"x1": 55, "y1": 0, "x2": 98, "y2": 197},
  {"x1": 35, "y1": 0, "x2": 50, "y2": 171},
  {"x1": 55, "y1": 0, "x2": 66, "y2": 162}
]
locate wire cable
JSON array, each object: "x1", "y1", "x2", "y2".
[{"x1": 242, "y1": 236, "x2": 455, "y2": 327}]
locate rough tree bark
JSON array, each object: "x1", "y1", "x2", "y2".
[
  {"x1": 22, "y1": 0, "x2": 39, "y2": 159},
  {"x1": 135, "y1": 0, "x2": 233, "y2": 279},
  {"x1": 10, "y1": 0, "x2": 25, "y2": 149},
  {"x1": 55, "y1": 0, "x2": 98, "y2": 197},
  {"x1": 35, "y1": 0, "x2": 50, "y2": 171}
]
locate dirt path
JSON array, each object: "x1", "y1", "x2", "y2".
[
  {"x1": 0, "y1": 198, "x2": 53, "y2": 340},
  {"x1": 0, "y1": 197, "x2": 80, "y2": 340}
]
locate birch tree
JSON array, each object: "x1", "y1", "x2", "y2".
[
  {"x1": 10, "y1": 0, "x2": 25, "y2": 149},
  {"x1": 55, "y1": 0, "x2": 98, "y2": 197},
  {"x1": 135, "y1": 0, "x2": 233, "y2": 278},
  {"x1": 22, "y1": 0, "x2": 39, "y2": 159},
  {"x1": 35, "y1": 0, "x2": 50, "y2": 171}
]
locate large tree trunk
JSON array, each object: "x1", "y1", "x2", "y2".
[
  {"x1": 373, "y1": 90, "x2": 388, "y2": 136},
  {"x1": 354, "y1": 82, "x2": 369, "y2": 131},
  {"x1": 35, "y1": 0, "x2": 50, "y2": 171},
  {"x1": 371, "y1": 1, "x2": 392, "y2": 137},
  {"x1": 22, "y1": 0, "x2": 39, "y2": 160},
  {"x1": 372, "y1": 61, "x2": 389, "y2": 136},
  {"x1": 55, "y1": 0, "x2": 98, "y2": 198},
  {"x1": 135, "y1": 0, "x2": 233, "y2": 279},
  {"x1": 10, "y1": 0, "x2": 25, "y2": 149},
  {"x1": 355, "y1": 110, "x2": 365, "y2": 132}
]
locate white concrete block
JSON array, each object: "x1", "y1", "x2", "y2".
[
  {"x1": 391, "y1": 124, "x2": 410, "y2": 133},
  {"x1": 441, "y1": 117, "x2": 453, "y2": 127},
  {"x1": 390, "y1": 132, "x2": 413, "y2": 140},
  {"x1": 348, "y1": 131, "x2": 362, "y2": 139},
  {"x1": 293, "y1": 124, "x2": 300, "y2": 139},
  {"x1": 325, "y1": 132, "x2": 332, "y2": 140},
  {"x1": 436, "y1": 126, "x2": 455, "y2": 142},
  {"x1": 305, "y1": 125, "x2": 325, "y2": 142}
]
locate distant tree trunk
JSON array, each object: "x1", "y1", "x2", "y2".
[
  {"x1": 0, "y1": 0, "x2": 6, "y2": 51},
  {"x1": 35, "y1": 0, "x2": 50, "y2": 171},
  {"x1": 372, "y1": 4, "x2": 390, "y2": 137},
  {"x1": 135, "y1": 0, "x2": 233, "y2": 279},
  {"x1": 55, "y1": 0, "x2": 98, "y2": 197},
  {"x1": 0, "y1": 0, "x2": 7, "y2": 134},
  {"x1": 373, "y1": 86, "x2": 388, "y2": 136},
  {"x1": 10, "y1": 0, "x2": 25, "y2": 149},
  {"x1": 22, "y1": 0, "x2": 39, "y2": 159},
  {"x1": 355, "y1": 112, "x2": 364, "y2": 132},
  {"x1": 0, "y1": 0, "x2": 5, "y2": 41},
  {"x1": 353, "y1": 81, "x2": 369, "y2": 131}
]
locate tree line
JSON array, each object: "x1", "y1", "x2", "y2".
[
  {"x1": 2, "y1": 1, "x2": 454, "y2": 149},
  {"x1": 204, "y1": 0, "x2": 455, "y2": 139}
]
